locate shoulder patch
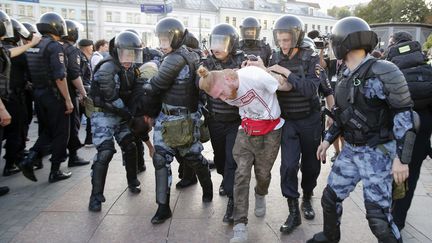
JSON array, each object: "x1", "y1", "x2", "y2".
[
  {"x1": 59, "y1": 53, "x2": 64, "y2": 64},
  {"x1": 77, "y1": 55, "x2": 81, "y2": 65},
  {"x1": 315, "y1": 64, "x2": 323, "y2": 78}
]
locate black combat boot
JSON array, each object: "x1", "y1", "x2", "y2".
[
  {"x1": 176, "y1": 163, "x2": 197, "y2": 189},
  {"x1": 151, "y1": 193, "x2": 172, "y2": 224},
  {"x1": 68, "y1": 150, "x2": 90, "y2": 167},
  {"x1": 302, "y1": 192, "x2": 315, "y2": 220},
  {"x1": 0, "y1": 186, "x2": 10, "y2": 196},
  {"x1": 88, "y1": 163, "x2": 109, "y2": 212},
  {"x1": 123, "y1": 143, "x2": 141, "y2": 194},
  {"x1": 3, "y1": 164, "x2": 20, "y2": 176},
  {"x1": 280, "y1": 198, "x2": 302, "y2": 233},
  {"x1": 48, "y1": 163, "x2": 72, "y2": 183},
  {"x1": 223, "y1": 197, "x2": 234, "y2": 223},
  {"x1": 194, "y1": 163, "x2": 213, "y2": 202},
  {"x1": 18, "y1": 150, "x2": 38, "y2": 181}
]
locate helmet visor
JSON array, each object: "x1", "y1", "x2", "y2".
[
  {"x1": 15, "y1": 21, "x2": 31, "y2": 39},
  {"x1": 209, "y1": 34, "x2": 231, "y2": 53},
  {"x1": 2, "y1": 19, "x2": 14, "y2": 38},
  {"x1": 157, "y1": 32, "x2": 173, "y2": 49},
  {"x1": 117, "y1": 48, "x2": 143, "y2": 64},
  {"x1": 241, "y1": 27, "x2": 258, "y2": 40},
  {"x1": 273, "y1": 30, "x2": 300, "y2": 48}
]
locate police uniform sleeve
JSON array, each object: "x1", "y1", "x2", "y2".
[
  {"x1": 319, "y1": 69, "x2": 333, "y2": 97},
  {"x1": 46, "y1": 42, "x2": 66, "y2": 80},
  {"x1": 372, "y1": 60, "x2": 417, "y2": 164},
  {"x1": 286, "y1": 54, "x2": 321, "y2": 98},
  {"x1": 93, "y1": 61, "x2": 120, "y2": 102},
  {"x1": 148, "y1": 53, "x2": 187, "y2": 93},
  {"x1": 66, "y1": 47, "x2": 82, "y2": 81}
]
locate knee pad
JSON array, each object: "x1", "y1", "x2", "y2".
[
  {"x1": 119, "y1": 134, "x2": 137, "y2": 153},
  {"x1": 322, "y1": 186, "x2": 343, "y2": 222},
  {"x1": 95, "y1": 141, "x2": 116, "y2": 167},
  {"x1": 365, "y1": 202, "x2": 399, "y2": 242},
  {"x1": 153, "y1": 152, "x2": 167, "y2": 170}
]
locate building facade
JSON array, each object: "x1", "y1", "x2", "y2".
[{"x1": 2, "y1": 0, "x2": 337, "y2": 48}]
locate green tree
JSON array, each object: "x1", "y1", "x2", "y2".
[
  {"x1": 327, "y1": 6, "x2": 352, "y2": 19},
  {"x1": 354, "y1": 0, "x2": 432, "y2": 24},
  {"x1": 424, "y1": 34, "x2": 432, "y2": 51}
]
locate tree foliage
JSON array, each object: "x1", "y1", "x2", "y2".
[
  {"x1": 354, "y1": 0, "x2": 432, "y2": 24},
  {"x1": 424, "y1": 34, "x2": 432, "y2": 51},
  {"x1": 327, "y1": 6, "x2": 352, "y2": 19}
]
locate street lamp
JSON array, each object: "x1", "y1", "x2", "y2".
[{"x1": 85, "y1": 0, "x2": 89, "y2": 39}]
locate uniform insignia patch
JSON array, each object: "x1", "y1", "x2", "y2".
[
  {"x1": 77, "y1": 56, "x2": 81, "y2": 65},
  {"x1": 59, "y1": 53, "x2": 64, "y2": 64},
  {"x1": 315, "y1": 64, "x2": 322, "y2": 78}
]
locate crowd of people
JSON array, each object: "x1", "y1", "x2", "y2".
[{"x1": 0, "y1": 9, "x2": 431, "y2": 243}]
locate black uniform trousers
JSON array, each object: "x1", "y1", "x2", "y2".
[
  {"x1": 31, "y1": 87, "x2": 70, "y2": 164},
  {"x1": 392, "y1": 108, "x2": 432, "y2": 229},
  {"x1": 3, "y1": 92, "x2": 28, "y2": 167},
  {"x1": 280, "y1": 111, "x2": 321, "y2": 198},
  {"x1": 207, "y1": 117, "x2": 240, "y2": 198},
  {"x1": 67, "y1": 95, "x2": 82, "y2": 152}
]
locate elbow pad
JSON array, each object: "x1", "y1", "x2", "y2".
[{"x1": 397, "y1": 111, "x2": 420, "y2": 164}]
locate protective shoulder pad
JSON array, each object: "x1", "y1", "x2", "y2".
[{"x1": 371, "y1": 60, "x2": 413, "y2": 109}]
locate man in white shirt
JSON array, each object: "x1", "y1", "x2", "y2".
[
  {"x1": 198, "y1": 65, "x2": 291, "y2": 243},
  {"x1": 90, "y1": 39, "x2": 108, "y2": 70}
]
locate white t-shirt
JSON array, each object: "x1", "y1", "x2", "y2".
[
  {"x1": 225, "y1": 66, "x2": 283, "y2": 128},
  {"x1": 91, "y1": 51, "x2": 104, "y2": 71}
]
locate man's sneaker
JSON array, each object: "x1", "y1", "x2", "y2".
[
  {"x1": 230, "y1": 223, "x2": 248, "y2": 243},
  {"x1": 254, "y1": 193, "x2": 266, "y2": 217}
]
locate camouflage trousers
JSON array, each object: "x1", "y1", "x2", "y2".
[
  {"x1": 153, "y1": 110, "x2": 206, "y2": 191},
  {"x1": 328, "y1": 140, "x2": 401, "y2": 239},
  {"x1": 91, "y1": 111, "x2": 131, "y2": 149},
  {"x1": 232, "y1": 128, "x2": 282, "y2": 225}
]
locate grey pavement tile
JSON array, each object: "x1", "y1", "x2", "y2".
[
  {"x1": 11, "y1": 211, "x2": 105, "y2": 243},
  {"x1": 89, "y1": 214, "x2": 168, "y2": 243}
]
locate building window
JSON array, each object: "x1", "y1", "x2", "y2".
[
  {"x1": 113, "y1": 12, "x2": 121, "y2": 22},
  {"x1": 317, "y1": 25, "x2": 321, "y2": 31},
  {"x1": 0, "y1": 4, "x2": 12, "y2": 15},
  {"x1": 305, "y1": 24, "x2": 308, "y2": 33},
  {"x1": 183, "y1": 17, "x2": 189, "y2": 27},
  {"x1": 61, "y1": 8, "x2": 75, "y2": 19},
  {"x1": 232, "y1": 17, "x2": 236, "y2": 27},
  {"x1": 202, "y1": 18, "x2": 210, "y2": 28},
  {"x1": 312, "y1": 24, "x2": 315, "y2": 30},
  {"x1": 40, "y1": 6, "x2": 54, "y2": 14},
  {"x1": 126, "y1": 13, "x2": 133, "y2": 23},
  {"x1": 26, "y1": 5, "x2": 34, "y2": 17},
  {"x1": 18, "y1": 5, "x2": 26, "y2": 16},
  {"x1": 81, "y1": 10, "x2": 94, "y2": 21},
  {"x1": 325, "y1": 26, "x2": 328, "y2": 34},
  {"x1": 106, "y1": 11, "x2": 112, "y2": 22},
  {"x1": 225, "y1": 16, "x2": 229, "y2": 24},
  {"x1": 263, "y1": 20, "x2": 268, "y2": 30},
  {"x1": 134, "y1": 13, "x2": 141, "y2": 24}
]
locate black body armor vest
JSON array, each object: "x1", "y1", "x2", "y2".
[
  {"x1": 0, "y1": 43, "x2": 11, "y2": 98},
  {"x1": 26, "y1": 36, "x2": 54, "y2": 88}
]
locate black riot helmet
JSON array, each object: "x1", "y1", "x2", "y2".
[
  {"x1": 155, "y1": 17, "x2": 185, "y2": 50},
  {"x1": 273, "y1": 15, "x2": 305, "y2": 48},
  {"x1": 240, "y1": 17, "x2": 261, "y2": 40},
  {"x1": 209, "y1": 23, "x2": 239, "y2": 54},
  {"x1": 109, "y1": 30, "x2": 143, "y2": 64},
  {"x1": 36, "y1": 12, "x2": 68, "y2": 38},
  {"x1": 63, "y1": 20, "x2": 80, "y2": 43},
  {"x1": 0, "y1": 10, "x2": 13, "y2": 39},
  {"x1": 22, "y1": 22, "x2": 37, "y2": 34},
  {"x1": 4, "y1": 18, "x2": 31, "y2": 43},
  {"x1": 330, "y1": 17, "x2": 378, "y2": 60},
  {"x1": 125, "y1": 29, "x2": 140, "y2": 36}
]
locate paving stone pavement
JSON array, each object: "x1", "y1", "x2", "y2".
[{"x1": 0, "y1": 121, "x2": 431, "y2": 243}]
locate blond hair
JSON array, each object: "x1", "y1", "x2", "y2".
[{"x1": 197, "y1": 65, "x2": 237, "y2": 94}]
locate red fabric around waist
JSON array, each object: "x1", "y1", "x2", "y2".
[{"x1": 241, "y1": 118, "x2": 280, "y2": 136}]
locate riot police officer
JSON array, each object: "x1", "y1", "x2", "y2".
[
  {"x1": 386, "y1": 31, "x2": 432, "y2": 231},
  {"x1": 269, "y1": 15, "x2": 322, "y2": 234},
  {"x1": 308, "y1": 17, "x2": 416, "y2": 243},
  {"x1": 62, "y1": 19, "x2": 90, "y2": 167},
  {"x1": 87, "y1": 31, "x2": 143, "y2": 212},
  {"x1": 2, "y1": 18, "x2": 32, "y2": 177},
  {"x1": 202, "y1": 23, "x2": 245, "y2": 223},
  {"x1": 19, "y1": 12, "x2": 73, "y2": 183},
  {"x1": 78, "y1": 38, "x2": 94, "y2": 146},
  {"x1": 143, "y1": 17, "x2": 213, "y2": 224},
  {"x1": 0, "y1": 10, "x2": 40, "y2": 194},
  {"x1": 239, "y1": 17, "x2": 272, "y2": 66}
]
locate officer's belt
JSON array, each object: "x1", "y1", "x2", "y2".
[{"x1": 162, "y1": 107, "x2": 190, "y2": 116}]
